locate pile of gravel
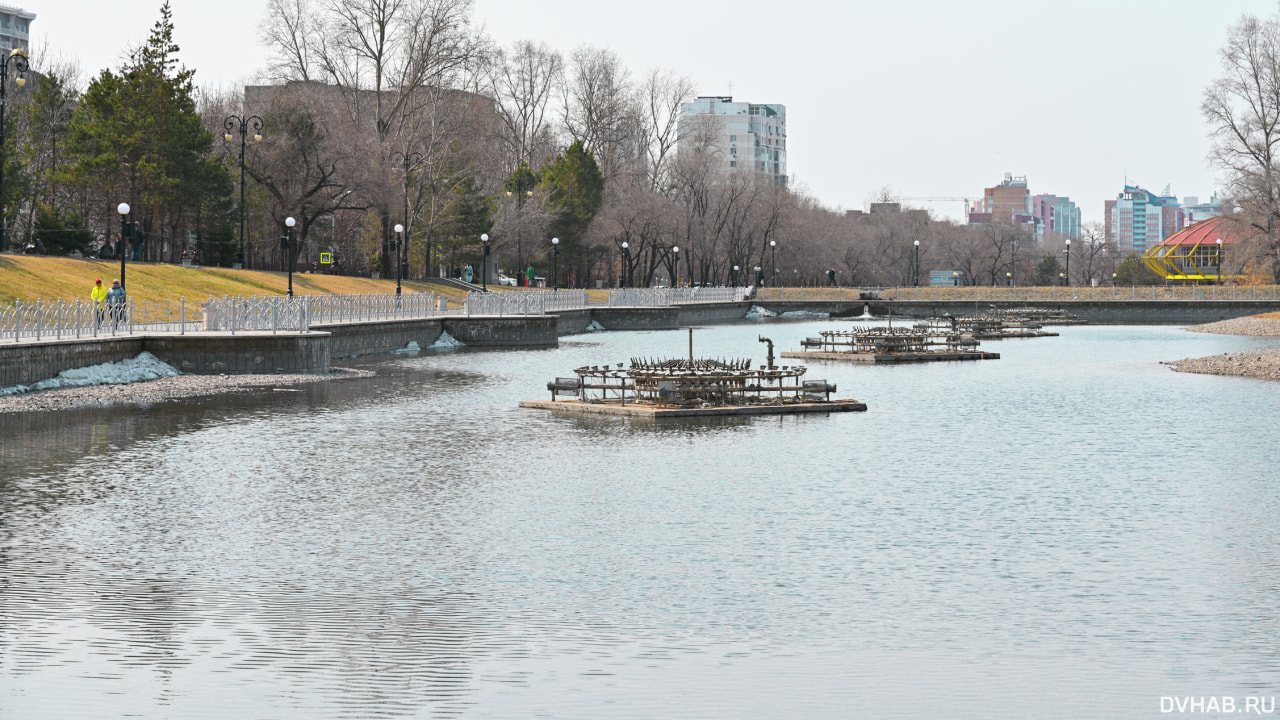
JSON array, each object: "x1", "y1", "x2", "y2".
[
  {"x1": 1164, "y1": 348, "x2": 1280, "y2": 382},
  {"x1": 1167, "y1": 315, "x2": 1280, "y2": 382},
  {"x1": 0, "y1": 368, "x2": 372, "y2": 414},
  {"x1": 1186, "y1": 316, "x2": 1280, "y2": 336}
]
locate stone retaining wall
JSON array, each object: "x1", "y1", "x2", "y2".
[{"x1": 0, "y1": 336, "x2": 145, "y2": 387}]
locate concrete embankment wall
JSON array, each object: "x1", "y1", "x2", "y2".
[
  {"x1": 757, "y1": 300, "x2": 1280, "y2": 325},
  {"x1": 7, "y1": 298, "x2": 1274, "y2": 388},
  {"x1": 1, "y1": 332, "x2": 332, "y2": 386},
  {"x1": 1, "y1": 336, "x2": 146, "y2": 387}
]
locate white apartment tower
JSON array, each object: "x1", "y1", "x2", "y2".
[
  {"x1": 679, "y1": 96, "x2": 787, "y2": 186},
  {"x1": 0, "y1": 5, "x2": 33, "y2": 53}
]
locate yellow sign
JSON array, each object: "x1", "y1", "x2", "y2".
[{"x1": 320, "y1": 252, "x2": 332, "y2": 264}]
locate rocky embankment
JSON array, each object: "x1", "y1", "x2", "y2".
[
  {"x1": 1165, "y1": 316, "x2": 1280, "y2": 382},
  {"x1": 0, "y1": 368, "x2": 372, "y2": 413}
]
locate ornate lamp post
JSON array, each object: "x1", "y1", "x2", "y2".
[
  {"x1": 551, "y1": 237, "x2": 560, "y2": 291},
  {"x1": 770, "y1": 240, "x2": 777, "y2": 287},
  {"x1": 754, "y1": 265, "x2": 762, "y2": 287},
  {"x1": 913, "y1": 239, "x2": 920, "y2": 287},
  {"x1": 621, "y1": 241, "x2": 630, "y2": 287},
  {"x1": 506, "y1": 189, "x2": 533, "y2": 285},
  {"x1": 732, "y1": 264, "x2": 739, "y2": 287},
  {"x1": 672, "y1": 246, "x2": 680, "y2": 288},
  {"x1": 117, "y1": 203, "x2": 130, "y2": 291},
  {"x1": 1063, "y1": 238, "x2": 1071, "y2": 286},
  {"x1": 391, "y1": 150, "x2": 423, "y2": 277},
  {"x1": 480, "y1": 233, "x2": 490, "y2": 291},
  {"x1": 393, "y1": 223, "x2": 405, "y2": 294},
  {"x1": 224, "y1": 114, "x2": 263, "y2": 268},
  {"x1": 952, "y1": 271, "x2": 959, "y2": 287},
  {"x1": 283, "y1": 216, "x2": 296, "y2": 297},
  {"x1": 0, "y1": 48, "x2": 29, "y2": 252},
  {"x1": 1216, "y1": 238, "x2": 1224, "y2": 286}
]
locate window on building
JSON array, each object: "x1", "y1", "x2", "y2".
[
  {"x1": 730, "y1": 161, "x2": 736, "y2": 168},
  {"x1": 730, "y1": 135, "x2": 736, "y2": 142}
]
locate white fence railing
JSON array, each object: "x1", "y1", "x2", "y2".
[
  {"x1": 0, "y1": 298, "x2": 201, "y2": 342},
  {"x1": 306, "y1": 291, "x2": 450, "y2": 325},
  {"x1": 607, "y1": 286, "x2": 747, "y2": 307},
  {"x1": 755, "y1": 285, "x2": 1280, "y2": 303},
  {"x1": 203, "y1": 296, "x2": 311, "y2": 333}
]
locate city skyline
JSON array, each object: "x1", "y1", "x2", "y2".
[{"x1": 31, "y1": 0, "x2": 1279, "y2": 225}]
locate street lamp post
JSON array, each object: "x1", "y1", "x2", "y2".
[
  {"x1": 224, "y1": 114, "x2": 263, "y2": 269},
  {"x1": 117, "y1": 203, "x2": 130, "y2": 292},
  {"x1": 672, "y1": 246, "x2": 680, "y2": 288},
  {"x1": 391, "y1": 150, "x2": 423, "y2": 278},
  {"x1": 393, "y1": 223, "x2": 405, "y2": 294},
  {"x1": 754, "y1": 265, "x2": 762, "y2": 287},
  {"x1": 1064, "y1": 239, "x2": 1071, "y2": 286},
  {"x1": 0, "y1": 48, "x2": 29, "y2": 252},
  {"x1": 480, "y1": 233, "x2": 490, "y2": 291},
  {"x1": 732, "y1": 265, "x2": 739, "y2": 287},
  {"x1": 621, "y1": 241, "x2": 630, "y2": 287},
  {"x1": 1011, "y1": 241, "x2": 1018, "y2": 288},
  {"x1": 507, "y1": 189, "x2": 533, "y2": 286},
  {"x1": 1006, "y1": 271, "x2": 1012, "y2": 287},
  {"x1": 283, "y1": 216, "x2": 296, "y2": 297},
  {"x1": 551, "y1": 237, "x2": 559, "y2": 291},
  {"x1": 770, "y1": 240, "x2": 777, "y2": 287},
  {"x1": 1216, "y1": 238, "x2": 1224, "y2": 286},
  {"x1": 913, "y1": 239, "x2": 920, "y2": 287}
]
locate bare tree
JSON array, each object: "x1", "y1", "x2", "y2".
[
  {"x1": 561, "y1": 45, "x2": 642, "y2": 184},
  {"x1": 486, "y1": 40, "x2": 562, "y2": 173},
  {"x1": 1203, "y1": 12, "x2": 1280, "y2": 277},
  {"x1": 638, "y1": 68, "x2": 695, "y2": 193}
]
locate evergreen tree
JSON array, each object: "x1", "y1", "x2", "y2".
[{"x1": 61, "y1": 2, "x2": 228, "y2": 261}]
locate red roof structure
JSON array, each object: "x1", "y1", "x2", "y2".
[{"x1": 1142, "y1": 216, "x2": 1255, "y2": 281}]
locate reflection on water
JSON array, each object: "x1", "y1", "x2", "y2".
[{"x1": 3, "y1": 324, "x2": 1280, "y2": 719}]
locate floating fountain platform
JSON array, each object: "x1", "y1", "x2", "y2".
[
  {"x1": 522, "y1": 336, "x2": 867, "y2": 418},
  {"x1": 781, "y1": 326, "x2": 1000, "y2": 364}
]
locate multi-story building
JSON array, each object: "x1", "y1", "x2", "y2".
[
  {"x1": 968, "y1": 174, "x2": 1035, "y2": 234},
  {"x1": 1182, "y1": 195, "x2": 1222, "y2": 225},
  {"x1": 1105, "y1": 185, "x2": 1184, "y2": 255},
  {"x1": 1031, "y1": 194, "x2": 1082, "y2": 241},
  {"x1": 0, "y1": 5, "x2": 33, "y2": 53},
  {"x1": 679, "y1": 96, "x2": 787, "y2": 186}
]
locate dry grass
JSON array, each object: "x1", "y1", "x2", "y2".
[
  {"x1": 0, "y1": 254, "x2": 442, "y2": 304},
  {"x1": 1259, "y1": 311, "x2": 1280, "y2": 320}
]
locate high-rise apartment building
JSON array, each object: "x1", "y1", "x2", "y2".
[
  {"x1": 679, "y1": 96, "x2": 787, "y2": 186},
  {"x1": 1105, "y1": 185, "x2": 1183, "y2": 255},
  {"x1": 1032, "y1": 194, "x2": 1082, "y2": 240},
  {"x1": 0, "y1": 5, "x2": 33, "y2": 53}
]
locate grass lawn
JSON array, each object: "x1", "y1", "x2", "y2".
[{"x1": 0, "y1": 254, "x2": 471, "y2": 305}]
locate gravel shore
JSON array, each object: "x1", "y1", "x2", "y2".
[
  {"x1": 1165, "y1": 316, "x2": 1280, "y2": 382},
  {"x1": 0, "y1": 368, "x2": 373, "y2": 414}
]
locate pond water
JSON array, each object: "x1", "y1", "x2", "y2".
[{"x1": 3, "y1": 320, "x2": 1280, "y2": 719}]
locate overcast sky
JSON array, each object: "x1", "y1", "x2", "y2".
[{"x1": 31, "y1": 0, "x2": 1280, "y2": 224}]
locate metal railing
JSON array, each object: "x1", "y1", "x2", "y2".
[
  {"x1": 0, "y1": 298, "x2": 201, "y2": 343},
  {"x1": 755, "y1": 285, "x2": 1280, "y2": 303},
  {"x1": 607, "y1": 286, "x2": 746, "y2": 307},
  {"x1": 306, "y1": 291, "x2": 451, "y2": 324},
  {"x1": 203, "y1": 295, "x2": 310, "y2": 333},
  {"x1": 465, "y1": 291, "x2": 548, "y2": 316}
]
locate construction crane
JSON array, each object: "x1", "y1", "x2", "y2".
[{"x1": 900, "y1": 197, "x2": 978, "y2": 220}]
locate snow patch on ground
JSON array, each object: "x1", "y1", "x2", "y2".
[
  {"x1": 0, "y1": 352, "x2": 180, "y2": 396},
  {"x1": 745, "y1": 306, "x2": 777, "y2": 320},
  {"x1": 781, "y1": 310, "x2": 830, "y2": 318},
  {"x1": 430, "y1": 331, "x2": 465, "y2": 348},
  {"x1": 393, "y1": 341, "x2": 422, "y2": 355},
  {"x1": 585, "y1": 320, "x2": 606, "y2": 332}
]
